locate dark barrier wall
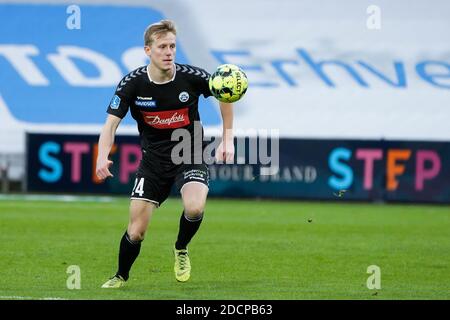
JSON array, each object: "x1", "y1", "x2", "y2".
[{"x1": 26, "y1": 133, "x2": 450, "y2": 203}]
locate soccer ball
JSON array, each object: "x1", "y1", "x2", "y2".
[{"x1": 209, "y1": 64, "x2": 248, "y2": 103}]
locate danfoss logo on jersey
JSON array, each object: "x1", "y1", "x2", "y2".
[{"x1": 142, "y1": 108, "x2": 190, "y2": 129}]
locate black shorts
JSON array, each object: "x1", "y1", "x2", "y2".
[{"x1": 130, "y1": 162, "x2": 209, "y2": 207}]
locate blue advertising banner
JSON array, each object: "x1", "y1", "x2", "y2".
[
  {"x1": 26, "y1": 133, "x2": 450, "y2": 203},
  {"x1": 0, "y1": 4, "x2": 220, "y2": 126}
]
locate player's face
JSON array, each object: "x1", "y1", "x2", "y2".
[{"x1": 145, "y1": 32, "x2": 176, "y2": 72}]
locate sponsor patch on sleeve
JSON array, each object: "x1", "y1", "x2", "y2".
[{"x1": 110, "y1": 95, "x2": 121, "y2": 109}]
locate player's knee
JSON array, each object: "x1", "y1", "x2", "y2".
[
  {"x1": 127, "y1": 229, "x2": 146, "y2": 242},
  {"x1": 184, "y1": 202, "x2": 205, "y2": 218}
]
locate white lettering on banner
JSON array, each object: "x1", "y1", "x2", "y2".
[
  {"x1": 209, "y1": 165, "x2": 317, "y2": 183},
  {"x1": 0, "y1": 45, "x2": 49, "y2": 85},
  {"x1": 212, "y1": 49, "x2": 450, "y2": 89},
  {"x1": 47, "y1": 46, "x2": 122, "y2": 86},
  {"x1": 259, "y1": 166, "x2": 317, "y2": 183},
  {"x1": 2, "y1": 44, "x2": 449, "y2": 91},
  {"x1": 209, "y1": 166, "x2": 253, "y2": 182}
]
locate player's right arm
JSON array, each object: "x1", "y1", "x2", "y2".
[
  {"x1": 96, "y1": 114, "x2": 122, "y2": 180},
  {"x1": 96, "y1": 67, "x2": 140, "y2": 180}
]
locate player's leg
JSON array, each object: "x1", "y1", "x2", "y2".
[
  {"x1": 101, "y1": 199, "x2": 156, "y2": 288},
  {"x1": 119, "y1": 199, "x2": 156, "y2": 278},
  {"x1": 176, "y1": 182, "x2": 208, "y2": 249},
  {"x1": 173, "y1": 164, "x2": 209, "y2": 282},
  {"x1": 102, "y1": 171, "x2": 162, "y2": 288}
]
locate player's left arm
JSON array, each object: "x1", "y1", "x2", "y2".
[
  {"x1": 216, "y1": 101, "x2": 235, "y2": 163},
  {"x1": 194, "y1": 65, "x2": 235, "y2": 163}
]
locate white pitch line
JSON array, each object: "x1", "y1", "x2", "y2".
[{"x1": 0, "y1": 295, "x2": 66, "y2": 300}]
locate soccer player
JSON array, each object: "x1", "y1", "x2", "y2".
[{"x1": 96, "y1": 20, "x2": 234, "y2": 288}]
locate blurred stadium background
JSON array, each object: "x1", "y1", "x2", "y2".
[{"x1": 0, "y1": 0, "x2": 449, "y2": 300}]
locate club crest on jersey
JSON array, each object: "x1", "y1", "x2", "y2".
[
  {"x1": 179, "y1": 91, "x2": 189, "y2": 103},
  {"x1": 110, "y1": 95, "x2": 121, "y2": 109},
  {"x1": 135, "y1": 96, "x2": 156, "y2": 107}
]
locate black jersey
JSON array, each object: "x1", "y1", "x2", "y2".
[{"x1": 107, "y1": 63, "x2": 212, "y2": 163}]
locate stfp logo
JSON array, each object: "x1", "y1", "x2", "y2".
[{"x1": 179, "y1": 91, "x2": 189, "y2": 102}]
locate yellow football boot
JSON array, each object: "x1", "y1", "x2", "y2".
[
  {"x1": 174, "y1": 247, "x2": 191, "y2": 282},
  {"x1": 101, "y1": 275, "x2": 126, "y2": 288}
]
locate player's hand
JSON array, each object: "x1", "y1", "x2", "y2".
[
  {"x1": 216, "y1": 138, "x2": 235, "y2": 163},
  {"x1": 96, "y1": 159, "x2": 114, "y2": 180}
]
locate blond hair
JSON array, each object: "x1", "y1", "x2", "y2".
[{"x1": 144, "y1": 20, "x2": 177, "y2": 46}]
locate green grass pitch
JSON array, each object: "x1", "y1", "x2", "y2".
[{"x1": 0, "y1": 196, "x2": 449, "y2": 300}]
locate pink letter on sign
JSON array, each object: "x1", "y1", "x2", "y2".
[
  {"x1": 64, "y1": 142, "x2": 90, "y2": 183},
  {"x1": 356, "y1": 149, "x2": 383, "y2": 190},
  {"x1": 415, "y1": 150, "x2": 441, "y2": 191},
  {"x1": 120, "y1": 144, "x2": 142, "y2": 183}
]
